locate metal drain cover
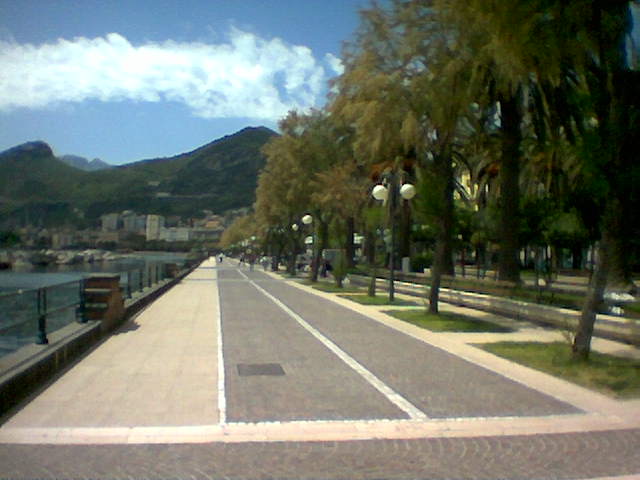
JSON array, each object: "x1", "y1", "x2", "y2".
[{"x1": 237, "y1": 363, "x2": 285, "y2": 376}]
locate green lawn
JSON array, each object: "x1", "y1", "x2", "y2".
[
  {"x1": 339, "y1": 294, "x2": 419, "y2": 306},
  {"x1": 384, "y1": 309, "x2": 513, "y2": 332},
  {"x1": 481, "y1": 341, "x2": 640, "y2": 398},
  {"x1": 305, "y1": 281, "x2": 363, "y2": 294},
  {"x1": 624, "y1": 302, "x2": 640, "y2": 319}
]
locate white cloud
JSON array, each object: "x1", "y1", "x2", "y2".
[
  {"x1": 0, "y1": 29, "x2": 332, "y2": 120},
  {"x1": 325, "y1": 53, "x2": 344, "y2": 76}
]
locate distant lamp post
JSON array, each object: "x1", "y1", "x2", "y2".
[
  {"x1": 301, "y1": 214, "x2": 316, "y2": 279},
  {"x1": 372, "y1": 173, "x2": 416, "y2": 302}
]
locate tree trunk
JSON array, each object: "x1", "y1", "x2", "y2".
[
  {"x1": 344, "y1": 217, "x2": 356, "y2": 269},
  {"x1": 399, "y1": 201, "x2": 412, "y2": 260},
  {"x1": 364, "y1": 230, "x2": 376, "y2": 265},
  {"x1": 286, "y1": 253, "x2": 297, "y2": 276},
  {"x1": 572, "y1": 2, "x2": 631, "y2": 359},
  {"x1": 497, "y1": 90, "x2": 522, "y2": 284},
  {"x1": 310, "y1": 220, "x2": 328, "y2": 282},
  {"x1": 573, "y1": 230, "x2": 611, "y2": 360},
  {"x1": 606, "y1": 217, "x2": 633, "y2": 291},
  {"x1": 428, "y1": 239, "x2": 444, "y2": 314},
  {"x1": 368, "y1": 230, "x2": 378, "y2": 297},
  {"x1": 368, "y1": 266, "x2": 377, "y2": 296},
  {"x1": 428, "y1": 151, "x2": 455, "y2": 313},
  {"x1": 571, "y1": 245, "x2": 583, "y2": 270}
]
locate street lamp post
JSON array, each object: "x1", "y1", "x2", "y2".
[
  {"x1": 372, "y1": 172, "x2": 416, "y2": 302},
  {"x1": 290, "y1": 222, "x2": 302, "y2": 275},
  {"x1": 301, "y1": 214, "x2": 315, "y2": 280}
]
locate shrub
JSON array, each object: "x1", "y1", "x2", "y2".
[{"x1": 411, "y1": 252, "x2": 433, "y2": 272}]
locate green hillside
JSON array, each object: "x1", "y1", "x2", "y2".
[{"x1": 0, "y1": 126, "x2": 277, "y2": 228}]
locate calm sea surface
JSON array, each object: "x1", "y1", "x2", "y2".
[
  {"x1": 0, "y1": 252, "x2": 191, "y2": 356},
  {"x1": 0, "y1": 252, "x2": 190, "y2": 291}
]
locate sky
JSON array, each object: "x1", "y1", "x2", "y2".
[{"x1": 0, "y1": 0, "x2": 368, "y2": 165}]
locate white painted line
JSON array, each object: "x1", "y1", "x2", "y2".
[
  {"x1": 237, "y1": 270, "x2": 428, "y2": 421},
  {"x1": 215, "y1": 267, "x2": 227, "y2": 425}
]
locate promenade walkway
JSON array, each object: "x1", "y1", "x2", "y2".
[{"x1": 0, "y1": 258, "x2": 639, "y2": 479}]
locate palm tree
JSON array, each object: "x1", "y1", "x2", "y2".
[
  {"x1": 570, "y1": 1, "x2": 637, "y2": 359},
  {"x1": 434, "y1": 0, "x2": 586, "y2": 284}
]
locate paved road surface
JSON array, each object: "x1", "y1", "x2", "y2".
[{"x1": 1, "y1": 259, "x2": 639, "y2": 479}]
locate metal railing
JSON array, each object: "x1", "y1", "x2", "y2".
[
  {"x1": 0, "y1": 260, "x2": 192, "y2": 358},
  {"x1": 120, "y1": 262, "x2": 170, "y2": 299},
  {"x1": 0, "y1": 279, "x2": 85, "y2": 357}
]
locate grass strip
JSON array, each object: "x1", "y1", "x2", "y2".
[
  {"x1": 304, "y1": 281, "x2": 363, "y2": 294},
  {"x1": 480, "y1": 341, "x2": 640, "y2": 398},
  {"x1": 384, "y1": 309, "x2": 513, "y2": 332},
  {"x1": 339, "y1": 294, "x2": 419, "y2": 306},
  {"x1": 623, "y1": 302, "x2": 640, "y2": 319}
]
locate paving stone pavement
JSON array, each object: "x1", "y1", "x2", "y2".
[
  {"x1": 251, "y1": 273, "x2": 580, "y2": 419},
  {"x1": 219, "y1": 270, "x2": 406, "y2": 422},
  {"x1": 1, "y1": 429, "x2": 640, "y2": 479},
  {"x1": 1, "y1": 260, "x2": 639, "y2": 479}
]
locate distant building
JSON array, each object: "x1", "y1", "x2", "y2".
[
  {"x1": 122, "y1": 211, "x2": 146, "y2": 234},
  {"x1": 101, "y1": 213, "x2": 120, "y2": 232},
  {"x1": 160, "y1": 227, "x2": 191, "y2": 242},
  {"x1": 191, "y1": 228, "x2": 222, "y2": 242},
  {"x1": 98, "y1": 231, "x2": 122, "y2": 244},
  {"x1": 52, "y1": 232, "x2": 74, "y2": 249},
  {"x1": 76, "y1": 229, "x2": 101, "y2": 247},
  {"x1": 146, "y1": 215, "x2": 165, "y2": 241},
  {"x1": 165, "y1": 216, "x2": 182, "y2": 228}
]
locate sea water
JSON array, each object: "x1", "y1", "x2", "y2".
[{"x1": 0, "y1": 252, "x2": 190, "y2": 357}]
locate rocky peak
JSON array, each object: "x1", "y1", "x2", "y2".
[{"x1": 1, "y1": 141, "x2": 54, "y2": 158}]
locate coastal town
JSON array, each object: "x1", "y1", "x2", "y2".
[{"x1": 0, "y1": 208, "x2": 248, "y2": 269}]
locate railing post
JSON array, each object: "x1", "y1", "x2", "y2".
[
  {"x1": 76, "y1": 279, "x2": 87, "y2": 323},
  {"x1": 36, "y1": 288, "x2": 49, "y2": 345},
  {"x1": 126, "y1": 271, "x2": 132, "y2": 298}
]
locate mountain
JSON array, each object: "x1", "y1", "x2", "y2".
[
  {"x1": 0, "y1": 127, "x2": 277, "y2": 228},
  {"x1": 59, "y1": 154, "x2": 112, "y2": 171}
]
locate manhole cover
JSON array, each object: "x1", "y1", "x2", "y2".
[{"x1": 237, "y1": 363, "x2": 285, "y2": 376}]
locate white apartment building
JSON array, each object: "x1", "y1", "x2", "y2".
[{"x1": 146, "y1": 214, "x2": 165, "y2": 241}]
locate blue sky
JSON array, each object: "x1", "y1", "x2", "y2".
[
  {"x1": 1, "y1": 2, "x2": 639, "y2": 166},
  {"x1": 0, "y1": 0, "x2": 368, "y2": 164}
]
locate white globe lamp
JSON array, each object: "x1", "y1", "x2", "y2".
[
  {"x1": 372, "y1": 184, "x2": 388, "y2": 201},
  {"x1": 400, "y1": 183, "x2": 416, "y2": 200}
]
